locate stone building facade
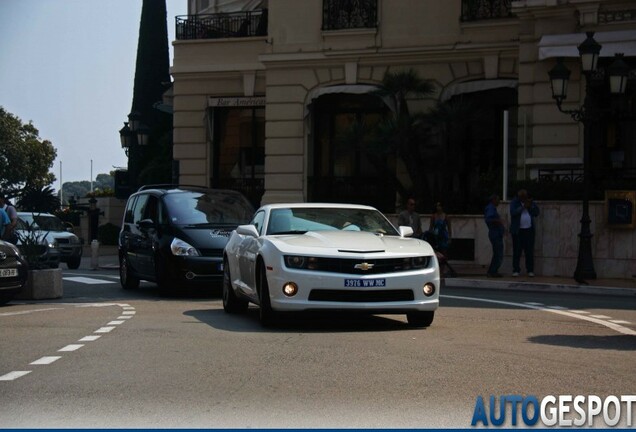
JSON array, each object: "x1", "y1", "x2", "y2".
[{"x1": 169, "y1": 0, "x2": 635, "y2": 278}]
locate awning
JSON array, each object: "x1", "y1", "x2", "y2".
[
  {"x1": 304, "y1": 85, "x2": 396, "y2": 117},
  {"x1": 441, "y1": 79, "x2": 517, "y2": 101},
  {"x1": 538, "y1": 30, "x2": 636, "y2": 60}
]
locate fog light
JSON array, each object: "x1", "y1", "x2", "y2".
[
  {"x1": 423, "y1": 283, "x2": 435, "y2": 297},
  {"x1": 282, "y1": 282, "x2": 298, "y2": 297}
]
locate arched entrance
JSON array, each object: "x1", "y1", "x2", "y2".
[{"x1": 307, "y1": 92, "x2": 395, "y2": 211}]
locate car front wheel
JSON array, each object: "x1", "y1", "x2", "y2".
[
  {"x1": 120, "y1": 254, "x2": 140, "y2": 290},
  {"x1": 258, "y1": 263, "x2": 277, "y2": 327},
  {"x1": 222, "y1": 260, "x2": 248, "y2": 314},
  {"x1": 66, "y1": 256, "x2": 81, "y2": 270},
  {"x1": 406, "y1": 311, "x2": 435, "y2": 328}
]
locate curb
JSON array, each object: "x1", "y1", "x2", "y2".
[{"x1": 444, "y1": 278, "x2": 636, "y2": 298}]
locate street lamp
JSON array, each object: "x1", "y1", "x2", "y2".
[
  {"x1": 119, "y1": 112, "x2": 150, "y2": 191},
  {"x1": 547, "y1": 32, "x2": 630, "y2": 283}
]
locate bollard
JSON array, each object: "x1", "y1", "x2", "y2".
[{"x1": 90, "y1": 239, "x2": 100, "y2": 270}]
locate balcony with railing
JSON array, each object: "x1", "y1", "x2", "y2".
[
  {"x1": 322, "y1": 0, "x2": 377, "y2": 31},
  {"x1": 175, "y1": 9, "x2": 268, "y2": 40},
  {"x1": 461, "y1": 0, "x2": 513, "y2": 22}
]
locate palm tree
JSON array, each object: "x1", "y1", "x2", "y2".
[
  {"x1": 17, "y1": 185, "x2": 60, "y2": 213},
  {"x1": 374, "y1": 69, "x2": 436, "y2": 209}
]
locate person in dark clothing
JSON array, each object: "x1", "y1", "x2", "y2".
[
  {"x1": 484, "y1": 194, "x2": 505, "y2": 277},
  {"x1": 509, "y1": 189, "x2": 540, "y2": 277}
]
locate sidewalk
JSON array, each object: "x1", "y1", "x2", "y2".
[{"x1": 81, "y1": 245, "x2": 635, "y2": 297}]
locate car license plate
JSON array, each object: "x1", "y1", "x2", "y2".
[
  {"x1": 344, "y1": 278, "x2": 386, "y2": 288},
  {"x1": 0, "y1": 268, "x2": 18, "y2": 278}
]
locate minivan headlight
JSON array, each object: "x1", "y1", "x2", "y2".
[{"x1": 170, "y1": 238, "x2": 200, "y2": 256}]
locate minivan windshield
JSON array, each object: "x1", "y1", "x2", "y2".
[{"x1": 164, "y1": 190, "x2": 254, "y2": 226}]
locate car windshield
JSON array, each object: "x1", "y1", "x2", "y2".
[
  {"x1": 164, "y1": 190, "x2": 254, "y2": 226},
  {"x1": 267, "y1": 207, "x2": 399, "y2": 235},
  {"x1": 18, "y1": 214, "x2": 66, "y2": 231}
]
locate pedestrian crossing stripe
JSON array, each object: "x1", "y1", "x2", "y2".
[{"x1": 63, "y1": 276, "x2": 117, "y2": 285}]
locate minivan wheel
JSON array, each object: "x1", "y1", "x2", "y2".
[
  {"x1": 222, "y1": 261, "x2": 248, "y2": 313},
  {"x1": 120, "y1": 254, "x2": 140, "y2": 290}
]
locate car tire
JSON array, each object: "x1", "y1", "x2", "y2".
[
  {"x1": 66, "y1": 256, "x2": 81, "y2": 270},
  {"x1": 222, "y1": 260, "x2": 248, "y2": 314},
  {"x1": 258, "y1": 263, "x2": 277, "y2": 327},
  {"x1": 0, "y1": 292, "x2": 15, "y2": 306},
  {"x1": 119, "y1": 254, "x2": 140, "y2": 290},
  {"x1": 406, "y1": 311, "x2": 434, "y2": 328}
]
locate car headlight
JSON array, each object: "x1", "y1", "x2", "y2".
[
  {"x1": 401, "y1": 256, "x2": 430, "y2": 270},
  {"x1": 48, "y1": 240, "x2": 57, "y2": 249},
  {"x1": 170, "y1": 238, "x2": 200, "y2": 256},
  {"x1": 284, "y1": 255, "x2": 319, "y2": 270}
]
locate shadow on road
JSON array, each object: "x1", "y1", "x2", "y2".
[
  {"x1": 528, "y1": 334, "x2": 636, "y2": 351},
  {"x1": 184, "y1": 307, "x2": 431, "y2": 333}
]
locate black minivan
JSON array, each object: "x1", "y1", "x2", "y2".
[{"x1": 118, "y1": 185, "x2": 254, "y2": 292}]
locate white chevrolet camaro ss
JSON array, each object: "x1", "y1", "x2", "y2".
[{"x1": 222, "y1": 203, "x2": 440, "y2": 327}]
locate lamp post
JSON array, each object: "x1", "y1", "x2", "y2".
[
  {"x1": 119, "y1": 111, "x2": 150, "y2": 192},
  {"x1": 548, "y1": 32, "x2": 630, "y2": 282}
]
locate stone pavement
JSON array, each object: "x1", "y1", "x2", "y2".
[{"x1": 80, "y1": 245, "x2": 635, "y2": 298}]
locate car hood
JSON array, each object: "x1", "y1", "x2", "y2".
[{"x1": 268, "y1": 231, "x2": 433, "y2": 256}]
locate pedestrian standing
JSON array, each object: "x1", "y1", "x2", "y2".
[
  {"x1": 0, "y1": 194, "x2": 18, "y2": 244},
  {"x1": 509, "y1": 189, "x2": 540, "y2": 277},
  {"x1": 484, "y1": 194, "x2": 505, "y2": 277},
  {"x1": 0, "y1": 206, "x2": 10, "y2": 240},
  {"x1": 397, "y1": 197, "x2": 423, "y2": 238}
]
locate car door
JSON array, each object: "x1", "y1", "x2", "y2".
[
  {"x1": 121, "y1": 195, "x2": 144, "y2": 274},
  {"x1": 136, "y1": 195, "x2": 160, "y2": 277},
  {"x1": 237, "y1": 210, "x2": 264, "y2": 293}
]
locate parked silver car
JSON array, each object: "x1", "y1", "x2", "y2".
[{"x1": 16, "y1": 212, "x2": 83, "y2": 269}]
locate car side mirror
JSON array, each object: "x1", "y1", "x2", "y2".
[
  {"x1": 399, "y1": 226, "x2": 414, "y2": 237},
  {"x1": 138, "y1": 219, "x2": 155, "y2": 229},
  {"x1": 236, "y1": 224, "x2": 259, "y2": 238}
]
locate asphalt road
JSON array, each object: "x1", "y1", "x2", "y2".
[{"x1": 1, "y1": 268, "x2": 634, "y2": 428}]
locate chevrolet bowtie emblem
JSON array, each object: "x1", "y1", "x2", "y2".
[{"x1": 354, "y1": 262, "x2": 374, "y2": 271}]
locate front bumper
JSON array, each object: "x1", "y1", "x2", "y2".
[
  {"x1": 166, "y1": 255, "x2": 224, "y2": 285},
  {"x1": 266, "y1": 268, "x2": 440, "y2": 313}
]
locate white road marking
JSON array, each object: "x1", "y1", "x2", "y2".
[
  {"x1": 31, "y1": 356, "x2": 62, "y2": 365},
  {"x1": 0, "y1": 371, "x2": 31, "y2": 381},
  {"x1": 610, "y1": 320, "x2": 632, "y2": 325},
  {"x1": 1, "y1": 303, "x2": 136, "y2": 382},
  {"x1": 0, "y1": 308, "x2": 62, "y2": 317},
  {"x1": 63, "y1": 276, "x2": 116, "y2": 284},
  {"x1": 58, "y1": 344, "x2": 84, "y2": 352},
  {"x1": 442, "y1": 294, "x2": 636, "y2": 336},
  {"x1": 570, "y1": 310, "x2": 590, "y2": 314},
  {"x1": 590, "y1": 314, "x2": 612, "y2": 319},
  {"x1": 524, "y1": 302, "x2": 544, "y2": 306}
]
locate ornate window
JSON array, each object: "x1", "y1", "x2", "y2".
[
  {"x1": 461, "y1": 0, "x2": 512, "y2": 22},
  {"x1": 322, "y1": 0, "x2": 377, "y2": 31}
]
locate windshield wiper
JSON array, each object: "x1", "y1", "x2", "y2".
[{"x1": 272, "y1": 230, "x2": 307, "y2": 235}]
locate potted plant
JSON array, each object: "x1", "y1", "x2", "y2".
[{"x1": 14, "y1": 216, "x2": 63, "y2": 300}]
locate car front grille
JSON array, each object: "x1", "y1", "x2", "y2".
[
  {"x1": 199, "y1": 248, "x2": 224, "y2": 258},
  {"x1": 291, "y1": 257, "x2": 431, "y2": 275},
  {"x1": 308, "y1": 289, "x2": 414, "y2": 302}
]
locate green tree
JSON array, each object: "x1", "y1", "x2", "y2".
[
  {"x1": 373, "y1": 69, "x2": 436, "y2": 209},
  {"x1": 17, "y1": 185, "x2": 60, "y2": 213},
  {"x1": 0, "y1": 107, "x2": 57, "y2": 198}
]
